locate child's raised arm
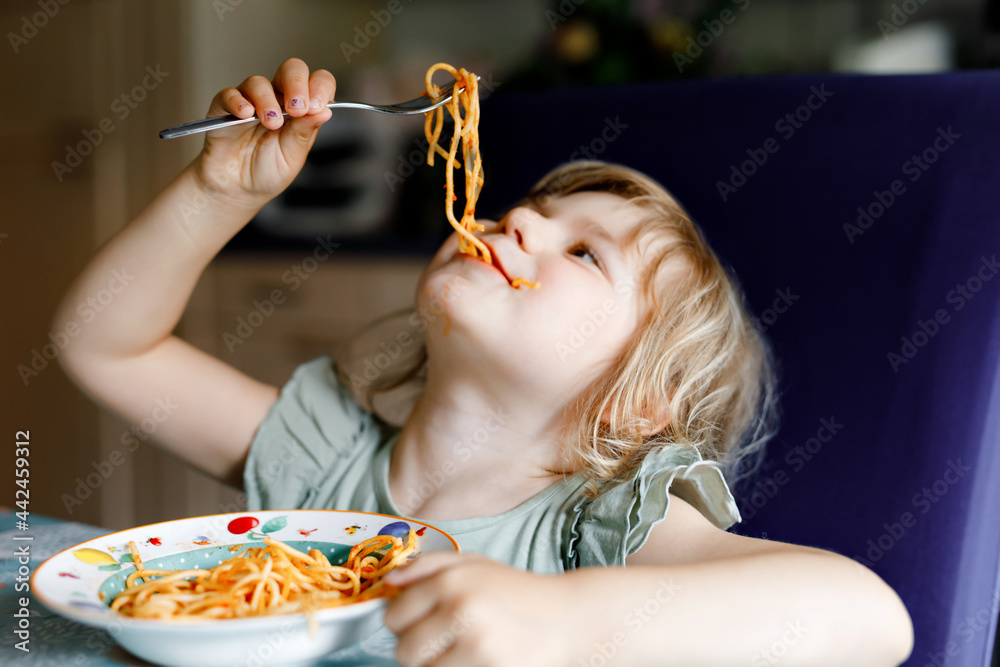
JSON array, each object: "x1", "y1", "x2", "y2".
[{"x1": 52, "y1": 58, "x2": 335, "y2": 488}]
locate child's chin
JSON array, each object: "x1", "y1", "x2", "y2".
[{"x1": 416, "y1": 271, "x2": 473, "y2": 307}]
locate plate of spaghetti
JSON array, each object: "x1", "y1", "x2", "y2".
[{"x1": 31, "y1": 509, "x2": 459, "y2": 667}]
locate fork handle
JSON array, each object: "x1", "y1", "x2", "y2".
[{"x1": 158, "y1": 102, "x2": 372, "y2": 139}]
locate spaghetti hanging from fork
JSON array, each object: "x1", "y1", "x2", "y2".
[{"x1": 422, "y1": 63, "x2": 540, "y2": 291}]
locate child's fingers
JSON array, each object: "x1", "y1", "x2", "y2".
[
  {"x1": 382, "y1": 575, "x2": 444, "y2": 636},
  {"x1": 206, "y1": 88, "x2": 254, "y2": 119},
  {"x1": 392, "y1": 606, "x2": 463, "y2": 666},
  {"x1": 306, "y1": 68, "x2": 337, "y2": 114},
  {"x1": 271, "y1": 57, "x2": 311, "y2": 117},
  {"x1": 237, "y1": 74, "x2": 284, "y2": 130},
  {"x1": 276, "y1": 106, "x2": 331, "y2": 161},
  {"x1": 204, "y1": 60, "x2": 333, "y2": 133},
  {"x1": 384, "y1": 551, "x2": 469, "y2": 587}
]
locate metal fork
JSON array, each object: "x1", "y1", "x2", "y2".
[{"x1": 158, "y1": 77, "x2": 475, "y2": 139}]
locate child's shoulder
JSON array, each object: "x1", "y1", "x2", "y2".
[
  {"x1": 276, "y1": 355, "x2": 381, "y2": 432},
  {"x1": 281, "y1": 355, "x2": 347, "y2": 401},
  {"x1": 243, "y1": 356, "x2": 387, "y2": 511},
  {"x1": 450, "y1": 446, "x2": 742, "y2": 573},
  {"x1": 561, "y1": 445, "x2": 742, "y2": 569}
]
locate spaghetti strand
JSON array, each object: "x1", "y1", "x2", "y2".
[
  {"x1": 423, "y1": 63, "x2": 540, "y2": 290},
  {"x1": 109, "y1": 531, "x2": 419, "y2": 627}
]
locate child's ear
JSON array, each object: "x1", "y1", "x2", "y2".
[
  {"x1": 637, "y1": 399, "x2": 671, "y2": 436},
  {"x1": 599, "y1": 397, "x2": 671, "y2": 436}
]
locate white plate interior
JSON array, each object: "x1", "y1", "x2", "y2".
[{"x1": 31, "y1": 510, "x2": 458, "y2": 666}]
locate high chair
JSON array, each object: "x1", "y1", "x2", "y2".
[{"x1": 476, "y1": 71, "x2": 1000, "y2": 667}]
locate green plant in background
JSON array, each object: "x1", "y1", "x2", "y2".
[{"x1": 504, "y1": 0, "x2": 746, "y2": 90}]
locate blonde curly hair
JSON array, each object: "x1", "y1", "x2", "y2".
[{"x1": 336, "y1": 160, "x2": 779, "y2": 501}]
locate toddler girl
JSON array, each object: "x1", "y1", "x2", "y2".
[{"x1": 54, "y1": 58, "x2": 914, "y2": 666}]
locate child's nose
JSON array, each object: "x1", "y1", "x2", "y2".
[
  {"x1": 504, "y1": 206, "x2": 545, "y2": 251},
  {"x1": 477, "y1": 218, "x2": 501, "y2": 232}
]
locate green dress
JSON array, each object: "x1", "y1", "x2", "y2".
[{"x1": 244, "y1": 357, "x2": 742, "y2": 573}]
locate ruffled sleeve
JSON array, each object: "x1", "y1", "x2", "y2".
[
  {"x1": 562, "y1": 445, "x2": 742, "y2": 569},
  {"x1": 243, "y1": 356, "x2": 382, "y2": 511}
]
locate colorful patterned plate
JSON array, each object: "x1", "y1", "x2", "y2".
[{"x1": 32, "y1": 509, "x2": 459, "y2": 667}]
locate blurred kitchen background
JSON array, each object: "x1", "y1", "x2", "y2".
[{"x1": 2, "y1": 0, "x2": 998, "y2": 532}]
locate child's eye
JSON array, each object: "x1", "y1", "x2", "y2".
[{"x1": 568, "y1": 243, "x2": 603, "y2": 271}]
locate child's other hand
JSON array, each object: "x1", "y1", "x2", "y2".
[
  {"x1": 195, "y1": 57, "x2": 335, "y2": 206},
  {"x1": 383, "y1": 552, "x2": 587, "y2": 666}
]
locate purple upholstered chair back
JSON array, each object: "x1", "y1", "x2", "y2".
[{"x1": 477, "y1": 72, "x2": 1000, "y2": 666}]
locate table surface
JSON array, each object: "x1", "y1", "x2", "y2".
[{"x1": 0, "y1": 508, "x2": 404, "y2": 666}]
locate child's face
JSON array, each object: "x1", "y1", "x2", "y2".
[{"x1": 415, "y1": 191, "x2": 673, "y2": 402}]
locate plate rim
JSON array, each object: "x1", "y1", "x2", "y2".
[{"x1": 31, "y1": 508, "x2": 460, "y2": 630}]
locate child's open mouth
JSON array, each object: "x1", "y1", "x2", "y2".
[
  {"x1": 486, "y1": 253, "x2": 513, "y2": 283},
  {"x1": 460, "y1": 253, "x2": 510, "y2": 284},
  {"x1": 460, "y1": 239, "x2": 540, "y2": 289},
  {"x1": 470, "y1": 240, "x2": 513, "y2": 284}
]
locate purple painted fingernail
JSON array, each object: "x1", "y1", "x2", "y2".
[
  {"x1": 265, "y1": 110, "x2": 278, "y2": 119},
  {"x1": 289, "y1": 98, "x2": 303, "y2": 108}
]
